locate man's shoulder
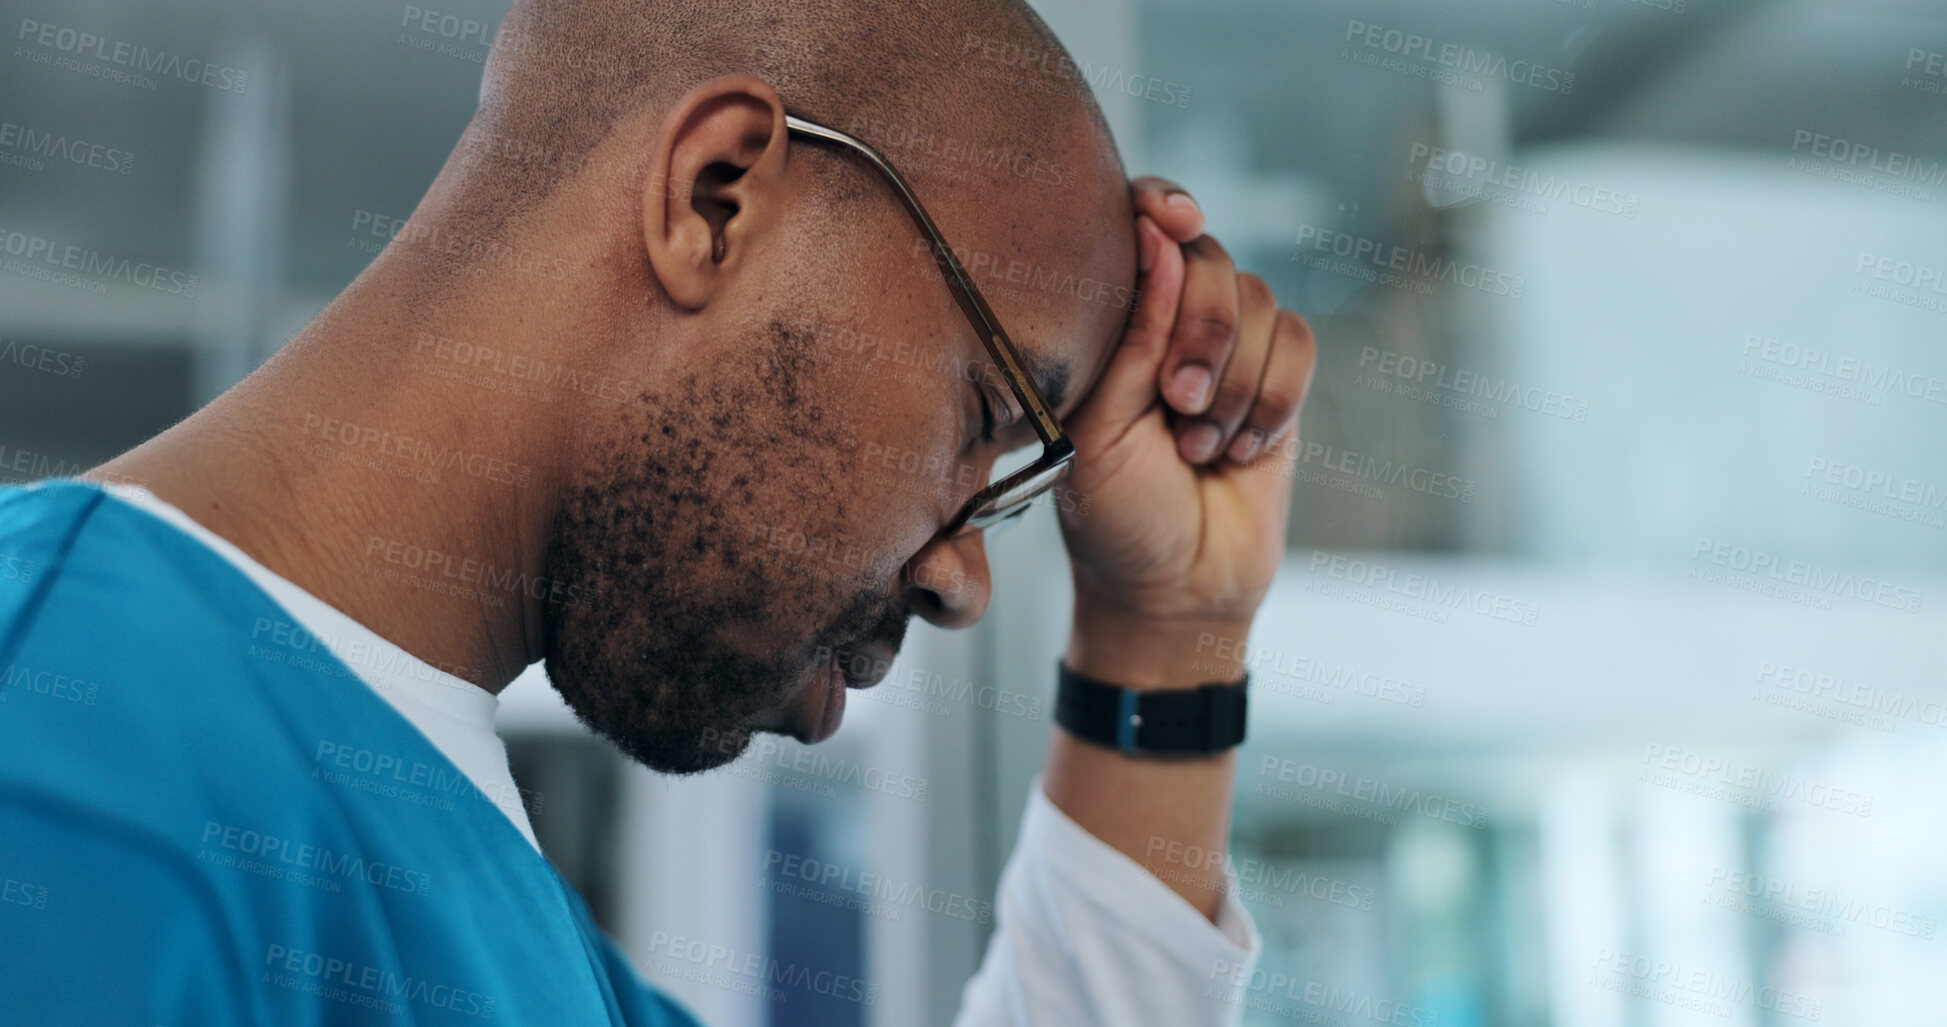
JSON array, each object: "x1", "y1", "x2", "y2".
[
  {"x1": 0, "y1": 478, "x2": 247, "y2": 622},
  {"x1": 0, "y1": 479, "x2": 108, "y2": 580},
  {"x1": 0, "y1": 479, "x2": 283, "y2": 722},
  {"x1": 0, "y1": 478, "x2": 421, "y2": 871},
  {"x1": 0, "y1": 480, "x2": 651, "y2": 1023}
]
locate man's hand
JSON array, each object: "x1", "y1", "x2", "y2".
[
  {"x1": 1038, "y1": 180, "x2": 1317, "y2": 923},
  {"x1": 1055, "y1": 178, "x2": 1317, "y2": 684}
]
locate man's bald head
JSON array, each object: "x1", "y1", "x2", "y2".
[
  {"x1": 459, "y1": 0, "x2": 1123, "y2": 241},
  {"x1": 385, "y1": 0, "x2": 1143, "y2": 774}
]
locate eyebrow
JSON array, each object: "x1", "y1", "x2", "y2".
[
  {"x1": 1030, "y1": 356, "x2": 1072, "y2": 415},
  {"x1": 976, "y1": 340, "x2": 1071, "y2": 420}
]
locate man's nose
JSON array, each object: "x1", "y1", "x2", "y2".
[{"x1": 901, "y1": 531, "x2": 992, "y2": 629}]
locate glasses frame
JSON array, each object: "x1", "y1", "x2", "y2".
[{"x1": 783, "y1": 113, "x2": 1075, "y2": 537}]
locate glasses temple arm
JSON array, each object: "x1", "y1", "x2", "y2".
[{"x1": 784, "y1": 116, "x2": 1064, "y2": 445}]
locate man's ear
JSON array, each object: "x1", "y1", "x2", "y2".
[{"x1": 643, "y1": 76, "x2": 790, "y2": 310}]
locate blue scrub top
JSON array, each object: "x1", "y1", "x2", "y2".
[{"x1": 0, "y1": 482, "x2": 702, "y2": 1026}]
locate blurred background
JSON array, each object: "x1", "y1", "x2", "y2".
[{"x1": 5, "y1": 0, "x2": 1946, "y2": 1023}]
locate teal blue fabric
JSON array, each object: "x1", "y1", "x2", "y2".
[{"x1": 0, "y1": 481, "x2": 701, "y2": 1027}]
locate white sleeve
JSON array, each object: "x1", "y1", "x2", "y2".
[{"x1": 952, "y1": 776, "x2": 1262, "y2": 1027}]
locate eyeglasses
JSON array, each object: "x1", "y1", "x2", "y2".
[{"x1": 784, "y1": 113, "x2": 1075, "y2": 538}]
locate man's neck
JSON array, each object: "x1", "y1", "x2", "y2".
[{"x1": 85, "y1": 252, "x2": 598, "y2": 694}]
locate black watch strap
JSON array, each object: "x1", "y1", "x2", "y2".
[{"x1": 1055, "y1": 663, "x2": 1248, "y2": 755}]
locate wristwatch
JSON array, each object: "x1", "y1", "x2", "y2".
[{"x1": 1054, "y1": 662, "x2": 1248, "y2": 755}]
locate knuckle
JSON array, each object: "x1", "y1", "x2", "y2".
[
  {"x1": 1252, "y1": 386, "x2": 1299, "y2": 428},
  {"x1": 1211, "y1": 377, "x2": 1256, "y2": 420},
  {"x1": 1185, "y1": 309, "x2": 1238, "y2": 351},
  {"x1": 1184, "y1": 234, "x2": 1233, "y2": 268}
]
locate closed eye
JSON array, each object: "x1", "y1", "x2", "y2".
[{"x1": 977, "y1": 388, "x2": 998, "y2": 445}]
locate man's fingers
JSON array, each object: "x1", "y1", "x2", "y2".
[
  {"x1": 1177, "y1": 273, "x2": 1275, "y2": 465},
  {"x1": 1071, "y1": 216, "x2": 1184, "y2": 439},
  {"x1": 1158, "y1": 235, "x2": 1239, "y2": 418},
  {"x1": 1131, "y1": 176, "x2": 1204, "y2": 244},
  {"x1": 1227, "y1": 311, "x2": 1317, "y2": 530},
  {"x1": 1227, "y1": 308, "x2": 1316, "y2": 465},
  {"x1": 1122, "y1": 217, "x2": 1185, "y2": 374},
  {"x1": 1229, "y1": 417, "x2": 1301, "y2": 531}
]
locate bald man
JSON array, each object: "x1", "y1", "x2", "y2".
[{"x1": 0, "y1": 0, "x2": 1314, "y2": 1023}]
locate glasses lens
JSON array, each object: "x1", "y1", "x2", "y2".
[{"x1": 966, "y1": 456, "x2": 1073, "y2": 531}]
